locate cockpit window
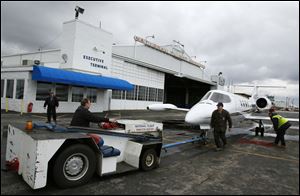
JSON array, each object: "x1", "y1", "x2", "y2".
[
  {"x1": 200, "y1": 92, "x2": 211, "y2": 101},
  {"x1": 209, "y1": 92, "x2": 231, "y2": 103}
]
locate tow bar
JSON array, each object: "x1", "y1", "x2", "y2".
[{"x1": 162, "y1": 135, "x2": 208, "y2": 152}]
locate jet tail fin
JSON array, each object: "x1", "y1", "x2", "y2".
[{"x1": 233, "y1": 84, "x2": 286, "y2": 99}]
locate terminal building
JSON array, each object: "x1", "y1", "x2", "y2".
[{"x1": 1, "y1": 19, "x2": 221, "y2": 113}]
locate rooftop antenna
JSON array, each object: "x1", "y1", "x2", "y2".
[
  {"x1": 145, "y1": 35, "x2": 155, "y2": 40},
  {"x1": 173, "y1": 40, "x2": 184, "y2": 48},
  {"x1": 172, "y1": 40, "x2": 185, "y2": 56},
  {"x1": 75, "y1": 6, "x2": 84, "y2": 20}
]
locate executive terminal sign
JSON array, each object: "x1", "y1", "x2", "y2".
[
  {"x1": 134, "y1": 36, "x2": 205, "y2": 69},
  {"x1": 83, "y1": 55, "x2": 108, "y2": 70}
]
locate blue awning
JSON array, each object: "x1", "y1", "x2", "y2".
[{"x1": 32, "y1": 65, "x2": 133, "y2": 91}]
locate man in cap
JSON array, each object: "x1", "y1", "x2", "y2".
[
  {"x1": 210, "y1": 102, "x2": 232, "y2": 151},
  {"x1": 268, "y1": 108, "x2": 291, "y2": 147},
  {"x1": 44, "y1": 91, "x2": 59, "y2": 124}
]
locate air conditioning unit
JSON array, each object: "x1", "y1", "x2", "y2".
[
  {"x1": 22, "y1": 60, "x2": 34, "y2": 66},
  {"x1": 211, "y1": 75, "x2": 225, "y2": 86},
  {"x1": 211, "y1": 75, "x2": 218, "y2": 83}
]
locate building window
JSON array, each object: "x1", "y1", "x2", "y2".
[
  {"x1": 72, "y1": 86, "x2": 84, "y2": 102},
  {"x1": 145, "y1": 87, "x2": 149, "y2": 101},
  {"x1": 138, "y1": 86, "x2": 147, "y2": 101},
  {"x1": 148, "y1": 87, "x2": 157, "y2": 101},
  {"x1": 36, "y1": 82, "x2": 53, "y2": 101},
  {"x1": 6, "y1": 79, "x2": 14, "y2": 98},
  {"x1": 112, "y1": 85, "x2": 163, "y2": 102},
  {"x1": 56, "y1": 84, "x2": 68, "y2": 102},
  {"x1": 126, "y1": 85, "x2": 136, "y2": 100},
  {"x1": 135, "y1": 85, "x2": 139, "y2": 100},
  {"x1": 16, "y1": 79, "x2": 24, "y2": 99},
  {"x1": 112, "y1": 90, "x2": 123, "y2": 100},
  {"x1": 87, "y1": 88, "x2": 97, "y2": 103},
  {"x1": 1, "y1": 79, "x2": 4, "y2": 98},
  {"x1": 157, "y1": 89, "x2": 164, "y2": 102}
]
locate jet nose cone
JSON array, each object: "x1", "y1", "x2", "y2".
[
  {"x1": 185, "y1": 103, "x2": 215, "y2": 125},
  {"x1": 185, "y1": 111, "x2": 199, "y2": 124}
]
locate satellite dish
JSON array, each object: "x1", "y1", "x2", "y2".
[
  {"x1": 219, "y1": 77, "x2": 225, "y2": 86},
  {"x1": 62, "y1": 54, "x2": 68, "y2": 63},
  {"x1": 34, "y1": 60, "x2": 40, "y2": 65}
]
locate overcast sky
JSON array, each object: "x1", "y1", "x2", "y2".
[{"x1": 1, "y1": 1, "x2": 299, "y2": 106}]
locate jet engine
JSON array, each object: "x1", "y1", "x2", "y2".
[{"x1": 255, "y1": 96, "x2": 272, "y2": 111}]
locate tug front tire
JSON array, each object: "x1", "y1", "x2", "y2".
[{"x1": 140, "y1": 148, "x2": 158, "y2": 171}]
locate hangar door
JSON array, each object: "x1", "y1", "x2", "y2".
[{"x1": 164, "y1": 73, "x2": 212, "y2": 108}]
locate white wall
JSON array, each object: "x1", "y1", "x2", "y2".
[
  {"x1": 113, "y1": 45, "x2": 205, "y2": 81},
  {"x1": 1, "y1": 50, "x2": 60, "y2": 68},
  {"x1": 111, "y1": 57, "x2": 164, "y2": 89},
  {"x1": 60, "y1": 20, "x2": 113, "y2": 76}
]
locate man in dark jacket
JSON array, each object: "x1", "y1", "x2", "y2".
[
  {"x1": 269, "y1": 108, "x2": 291, "y2": 147},
  {"x1": 210, "y1": 102, "x2": 232, "y2": 151},
  {"x1": 44, "y1": 91, "x2": 59, "y2": 124},
  {"x1": 70, "y1": 98, "x2": 115, "y2": 127}
]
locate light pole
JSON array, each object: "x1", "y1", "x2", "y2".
[
  {"x1": 75, "y1": 6, "x2": 84, "y2": 20},
  {"x1": 134, "y1": 35, "x2": 155, "y2": 58}
]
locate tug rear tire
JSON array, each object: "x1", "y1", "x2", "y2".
[{"x1": 52, "y1": 144, "x2": 96, "y2": 188}]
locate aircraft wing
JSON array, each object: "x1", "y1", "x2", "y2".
[
  {"x1": 166, "y1": 108, "x2": 190, "y2": 112},
  {"x1": 261, "y1": 123, "x2": 299, "y2": 130},
  {"x1": 243, "y1": 113, "x2": 299, "y2": 122},
  {"x1": 147, "y1": 103, "x2": 190, "y2": 112}
]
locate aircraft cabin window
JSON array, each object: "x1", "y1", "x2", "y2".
[
  {"x1": 200, "y1": 92, "x2": 211, "y2": 101},
  {"x1": 210, "y1": 92, "x2": 231, "y2": 103}
]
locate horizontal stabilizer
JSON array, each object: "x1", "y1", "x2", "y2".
[{"x1": 243, "y1": 113, "x2": 299, "y2": 122}]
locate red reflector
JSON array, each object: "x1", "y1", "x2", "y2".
[{"x1": 5, "y1": 157, "x2": 19, "y2": 171}]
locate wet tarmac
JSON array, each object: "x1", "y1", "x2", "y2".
[{"x1": 1, "y1": 110, "x2": 299, "y2": 194}]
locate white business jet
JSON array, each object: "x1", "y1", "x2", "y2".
[{"x1": 147, "y1": 86, "x2": 299, "y2": 131}]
